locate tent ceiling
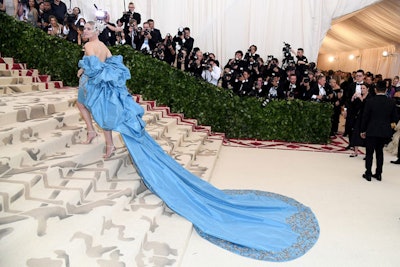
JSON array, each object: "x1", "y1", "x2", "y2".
[{"x1": 319, "y1": 0, "x2": 400, "y2": 54}]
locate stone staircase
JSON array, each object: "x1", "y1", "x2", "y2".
[{"x1": 0, "y1": 56, "x2": 224, "y2": 267}]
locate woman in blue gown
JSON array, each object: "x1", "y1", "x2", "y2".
[{"x1": 77, "y1": 21, "x2": 319, "y2": 262}]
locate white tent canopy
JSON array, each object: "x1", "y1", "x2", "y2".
[
  {"x1": 66, "y1": 0, "x2": 398, "y2": 77},
  {"x1": 318, "y1": 0, "x2": 400, "y2": 78}
]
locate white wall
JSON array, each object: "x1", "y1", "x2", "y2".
[{"x1": 68, "y1": 0, "x2": 376, "y2": 67}]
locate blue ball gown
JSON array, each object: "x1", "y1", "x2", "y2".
[{"x1": 78, "y1": 55, "x2": 319, "y2": 262}]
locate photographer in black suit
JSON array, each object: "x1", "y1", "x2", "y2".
[
  {"x1": 137, "y1": 21, "x2": 156, "y2": 53},
  {"x1": 360, "y1": 81, "x2": 398, "y2": 181},
  {"x1": 120, "y1": 2, "x2": 141, "y2": 36},
  {"x1": 147, "y1": 19, "x2": 162, "y2": 44},
  {"x1": 173, "y1": 27, "x2": 194, "y2": 54}
]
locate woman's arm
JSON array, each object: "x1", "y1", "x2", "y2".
[{"x1": 13, "y1": 0, "x2": 18, "y2": 16}]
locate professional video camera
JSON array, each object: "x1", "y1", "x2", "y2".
[
  {"x1": 282, "y1": 42, "x2": 295, "y2": 69},
  {"x1": 282, "y1": 42, "x2": 291, "y2": 57}
]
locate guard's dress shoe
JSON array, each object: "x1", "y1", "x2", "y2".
[
  {"x1": 362, "y1": 173, "x2": 371, "y2": 181},
  {"x1": 390, "y1": 159, "x2": 400, "y2": 164},
  {"x1": 372, "y1": 173, "x2": 382, "y2": 181}
]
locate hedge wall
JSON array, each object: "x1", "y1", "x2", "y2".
[{"x1": 0, "y1": 13, "x2": 333, "y2": 143}]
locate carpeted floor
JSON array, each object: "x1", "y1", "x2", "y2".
[{"x1": 180, "y1": 143, "x2": 400, "y2": 267}]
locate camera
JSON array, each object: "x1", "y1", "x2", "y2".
[
  {"x1": 202, "y1": 63, "x2": 212, "y2": 70},
  {"x1": 177, "y1": 27, "x2": 184, "y2": 37},
  {"x1": 282, "y1": 42, "x2": 294, "y2": 69},
  {"x1": 144, "y1": 30, "x2": 150, "y2": 36},
  {"x1": 223, "y1": 71, "x2": 233, "y2": 80},
  {"x1": 128, "y1": 18, "x2": 136, "y2": 27},
  {"x1": 177, "y1": 50, "x2": 185, "y2": 61}
]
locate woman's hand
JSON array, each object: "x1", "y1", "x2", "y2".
[{"x1": 77, "y1": 68, "x2": 84, "y2": 78}]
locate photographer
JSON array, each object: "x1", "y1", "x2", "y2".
[
  {"x1": 125, "y1": 20, "x2": 140, "y2": 49},
  {"x1": 188, "y1": 49, "x2": 204, "y2": 78},
  {"x1": 265, "y1": 57, "x2": 284, "y2": 79},
  {"x1": 219, "y1": 67, "x2": 235, "y2": 89},
  {"x1": 152, "y1": 43, "x2": 166, "y2": 61},
  {"x1": 120, "y1": 2, "x2": 141, "y2": 36},
  {"x1": 173, "y1": 27, "x2": 194, "y2": 54},
  {"x1": 162, "y1": 33, "x2": 176, "y2": 65},
  {"x1": 175, "y1": 47, "x2": 189, "y2": 71},
  {"x1": 148, "y1": 19, "x2": 162, "y2": 44},
  {"x1": 244, "y1": 45, "x2": 260, "y2": 75},
  {"x1": 290, "y1": 46, "x2": 308, "y2": 76},
  {"x1": 309, "y1": 74, "x2": 333, "y2": 102},
  {"x1": 233, "y1": 69, "x2": 253, "y2": 96},
  {"x1": 224, "y1": 50, "x2": 247, "y2": 79},
  {"x1": 249, "y1": 76, "x2": 268, "y2": 98},
  {"x1": 280, "y1": 74, "x2": 301, "y2": 100},
  {"x1": 290, "y1": 47, "x2": 308, "y2": 66},
  {"x1": 265, "y1": 75, "x2": 280, "y2": 100},
  {"x1": 251, "y1": 57, "x2": 267, "y2": 78},
  {"x1": 137, "y1": 21, "x2": 156, "y2": 53},
  {"x1": 300, "y1": 74, "x2": 312, "y2": 100},
  {"x1": 201, "y1": 58, "x2": 221, "y2": 86}
]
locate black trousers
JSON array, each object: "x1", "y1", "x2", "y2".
[
  {"x1": 365, "y1": 136, "x2": 387, "y2": 175},
  {"x1": 397, "y1": 139, "x2": 400, "y2": 158}
]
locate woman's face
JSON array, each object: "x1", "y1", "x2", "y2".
[
  {"x1": 73, "y1": 7, "x2": 80, "y2": 15},
  {"x1": 361, "y1": 85, "x2": 368, "y2": 95},
  {"x1": 29, "y1": 0, "x2": 35, "y2": 7},
  {"x1": 83, "y1": 23, "x2": 96, "y2": 39},
  {"x1": 50, "y1": 17, "x2": 57, "y2": 25}
]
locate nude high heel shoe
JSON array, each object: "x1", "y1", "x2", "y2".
[
  {"x1": 103, "y1": 145, "x2": 116, "y2": 159},
  {"x1": 81, "y1": 131, "x2": 99, "y2": 144}
]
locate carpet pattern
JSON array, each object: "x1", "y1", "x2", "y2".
[{"x1": 0, "y1": 55, "x2": 335, "y2": 266}]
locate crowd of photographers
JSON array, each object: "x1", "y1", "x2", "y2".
[{"x1": 13, "y1": 1, "x2": 400, "y2": 138}]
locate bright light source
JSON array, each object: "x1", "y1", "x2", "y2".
[
  {"x1": 349, "y1": 54, "x2": 355, "y2": 60},
  {"x1": 328, "y1": 56, "x2": 335, "y2": 62},
  {"x1": 382, "y1": 51, "x2": 389, "y2": 57}
]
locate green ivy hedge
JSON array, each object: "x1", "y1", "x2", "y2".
[{"x1": 0, "y1": 13, "x2": 333, "y2": 143}]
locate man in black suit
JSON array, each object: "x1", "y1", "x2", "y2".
[
  {"x1": 360, "y1": 81, "x2": 398, "y2": 181},
  {"x1": 344, "y1": 69, "x2": 365, "y2": 142},
  {"x1": 120, "y1": 2, "x2": 141, "y2": 36},
  {"x1": 147, "y1": 19, "x2": 162, "y2": 44},
  {"x1": 174, "y1": 27, "x2": 194, "y2": 54}
]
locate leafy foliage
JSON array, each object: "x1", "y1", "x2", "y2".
[{"x1": 0, "y1": 13, "x2": 332, "y2": 143}]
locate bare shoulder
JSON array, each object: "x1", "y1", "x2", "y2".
[{"x1": 83, "y1": 42, "x2": 94, "y2": 55}]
